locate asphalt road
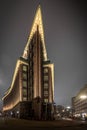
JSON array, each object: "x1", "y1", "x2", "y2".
[{"x1": 0, "y1": 117, "x2": 87, "y2": 130}]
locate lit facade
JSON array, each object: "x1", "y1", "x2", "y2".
[
  {"x1": 72, "y1": 84, "x2": 87, "y2": 119},
  {"x1": 2, "y1": 6, "x2": 54, "y2": 120}
]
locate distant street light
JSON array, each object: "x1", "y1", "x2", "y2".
[
  {"x1": 66, "y1": 106, "x2": 71, "y2": 109},
  {"x1": 80, "y1": 95, "x2": 87, "y2": 99}
]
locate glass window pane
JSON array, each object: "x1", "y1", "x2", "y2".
[
  {"x1": 44, "y1": 91, "x2": 48, "y2": 95},
  {"x1": 23, "y1": 66, "x2": 27, "y2": 71},
  {"x1": 44, "y1": 75, "x2": 48, "y2": 81},
  {"x1": 23, "y1": 73, "x2": 27, "y2": 79},
  {"x1": 23, "y1": 89, "x2": 27, "y2": 96},
  {"x1": 44, "y1": 68, "x2": 48, "y2": 73},
  {"x1": 23, "y1": 97, "x2": 27, "y2": 101},
  {"x1": 23, "y1": 81, "x2": 27, "y2": 87},
  {"x1": 44, "y1": 99, "x2": 48, "y2": 103},
  {"x1": 44, "y1": 83, "x2": 48, "y2": 89}
]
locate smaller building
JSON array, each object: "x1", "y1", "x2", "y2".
[
  {"x1": 72, "y1": 84, "x2": 87, "y2": 120},
  {"x1": 56, "y1": 105, "x2": 65, "y2": 117},
  {"x1": 54, "y1": 105, "x2": 73, "y2": 119}
]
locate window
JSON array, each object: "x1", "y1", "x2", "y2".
[
  {"x1": 23, "y1": 73, "x2": 27, "y2": 80},
  {"x1": 44, "y1": 75, "x2": 48, "y2": 81},
  {"x1": 23, "y1": 97, "x2": 27, "y2": 101},
  {"x1": 23, "y1": 65, "x2": 27, "y2": 72},
  {"x1": 44, "y1": 68, "x2": 48, "y2": 73},
  {"x1": 44, "y1": 91, "x2": 48, "y2": 95},
  {"x1": 23, "y1": 81, "x2": 27, "y2": 87},
  {"x1": 44, "y1": 99, "x2": 48, "y2": 103},
  {"x1": 23, "y1": 89, "x2": 27, "y2": 96},
  {"x1": 44, "y1": 83, "x2": 48, "y2": 89}
]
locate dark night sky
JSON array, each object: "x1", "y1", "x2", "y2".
[{"x1": 0, "y1": 0, "x2": 87, "y2": 109}]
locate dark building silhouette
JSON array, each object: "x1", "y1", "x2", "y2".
[{"x1": 2, "y1": 5, "x2": 54, "y2": 120}]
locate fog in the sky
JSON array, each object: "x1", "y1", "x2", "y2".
[{"x1": 0, "y1": 0, "x2": 87, "y2": 109}]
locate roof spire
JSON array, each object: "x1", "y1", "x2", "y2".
[{"x1": 23, "y1": 5, "x2": 47, "y2": 61}]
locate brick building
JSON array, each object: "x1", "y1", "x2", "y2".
[{"x1": 2, "y1": 5, "x2": 54, "y2": 120}]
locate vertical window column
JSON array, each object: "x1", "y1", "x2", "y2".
[
  {"x1": 43, "y1": 67, "x2": 49, "y2": 103},
  {"x1": 22, "y1": 65, "x2": 28, "y2": 101}
]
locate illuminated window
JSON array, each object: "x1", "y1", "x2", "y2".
[
  {"x1": 23, "y1": 97, "x2": 27, "y2": 101},
  {"x1": 44, "y1": 68, "x2": 48, "y2": 73},
  {"x1": 44, "y1": 83, "x2": 48, "y2": 89},
  {"x1": 44, "y1": 91, "x2": 48, "y2": 95},
  {"x1": 44, "y1": 99, "x2": 48, "y2": 103},
  {"x1": 23, "y1": 73, "x2": 27, "y2": 79},
  {"x1": 23, "y1": 66, "x2": 27, "y2": 72},
  {"x1": 44, "y1": 75, "x2": 48, "y2": 81},
  {"x1": 23, "y1": 81, "x2": 27, "y2": 87},
  {"x1": 23, "y1": 89, "x2": 27, "y2": 96}
]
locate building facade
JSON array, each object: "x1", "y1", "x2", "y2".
[
  {"x1": 72, "y1": 84, "x2": 87, "y2": 119},
  {"x1": 2, "y1": 6, "x2": 54, "y2": 120}
]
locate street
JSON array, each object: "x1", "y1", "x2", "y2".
[{"x1": 0, "y1": 117, "x2": 87, "y2": 130}]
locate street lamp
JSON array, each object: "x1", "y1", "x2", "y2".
[
  {"x1": 66, "y1": 106, "x2": 71, "y2": 109},
  {"x1": 80, "y1": 95, "x2": 87, "y2": 99}
]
